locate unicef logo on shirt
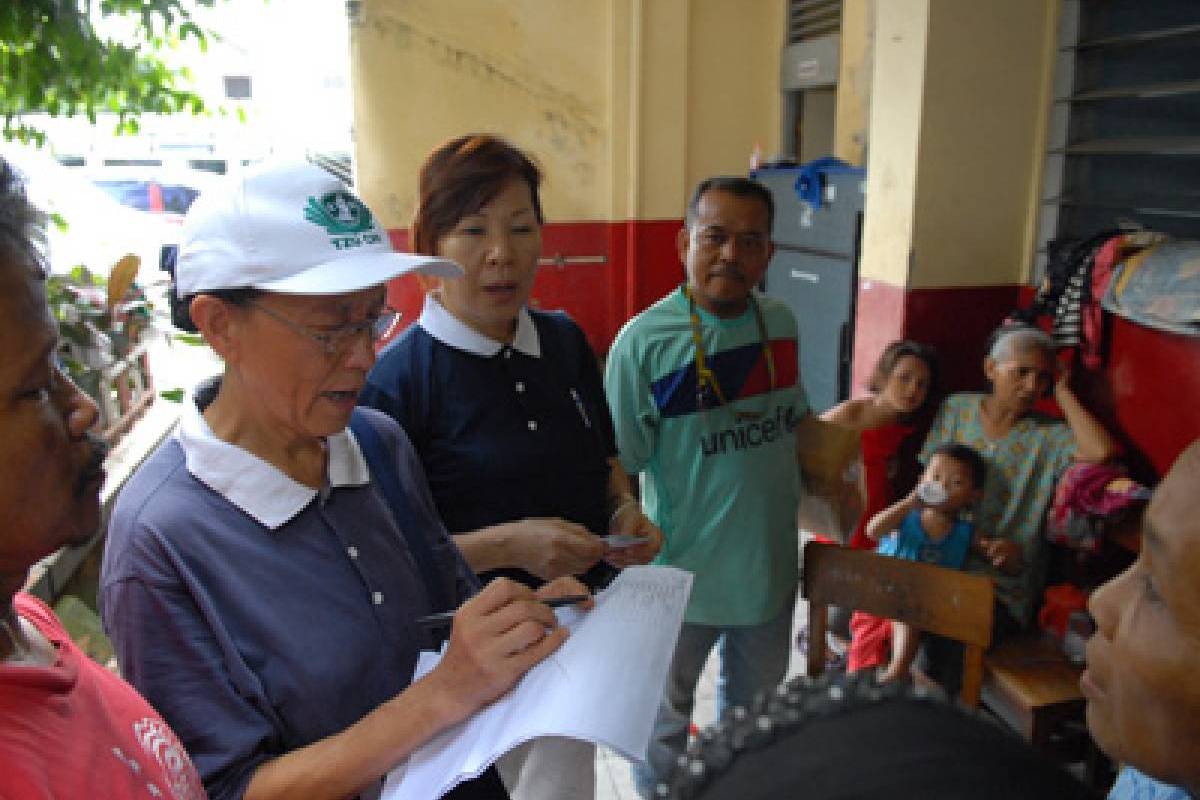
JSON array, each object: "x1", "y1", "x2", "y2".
[{"x1": 700, "y1": 405, "x2": 800, "y2": 457}]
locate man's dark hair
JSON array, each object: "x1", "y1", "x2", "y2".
[
  {"x1": 685, "y1": 176, "x2": 774, "y2": 234},
  {"x1": 931, "y1": 442, "x2": 988, "y2": 490},
  {"x1": 0, "y1": 157, "x2": 48, "y2": 280}
]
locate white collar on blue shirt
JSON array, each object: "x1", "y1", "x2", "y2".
[
  {"x1": 418, "y1": 293, "x2": 541, "y2": 358},
  {"x1": 175, "y1": 387, "x2": 371, "y2": 530}
]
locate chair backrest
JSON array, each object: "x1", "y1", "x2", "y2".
[{"x1": 801, "y1": 540, "x2": 995, "y2": 706}]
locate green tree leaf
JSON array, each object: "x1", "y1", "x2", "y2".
[{"x1": 1, "y1": 0, "x2": 222, "y2": 144}]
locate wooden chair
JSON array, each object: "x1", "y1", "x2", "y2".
[{"x1": 801, "y1": 540, "x2": 995, "y2": 706}]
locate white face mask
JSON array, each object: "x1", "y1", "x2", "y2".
[{"x1": 917, "y1": 481, "x2": 948, "y2": 505}]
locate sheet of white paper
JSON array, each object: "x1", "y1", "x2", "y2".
[{"x1": 381, "y1": 565, "x2": 693, "y2": 800}]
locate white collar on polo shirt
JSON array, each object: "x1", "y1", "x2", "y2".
[
  {"x1": 175, "y1": 389, "x2": 371, "y2": 530},
  {"x1": 418, "y1": 293, "x2": 541, "y2": 358}
]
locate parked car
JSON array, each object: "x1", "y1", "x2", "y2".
[
  {"x1": 89, "y1": 165, "x2": 219, "y2": 223},
  {"x1": 3, "y1": 147, "x2": 172, "y2": 282}
]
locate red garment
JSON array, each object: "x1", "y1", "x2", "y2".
[
  {"x1": 1082, "y1": 234, "x2": 1159, "y2": 370},
  {"x1": 845, "y1": 423, "x2": 916, "y2": 669},
  {"x1": 0, "y1": 593, "x2": 206, "y2": 800},
  {"x1": 1038, "y1": 584, "x2": 1089, "y2": 640},
  {"x1": 848, "y1": 423, "x2": 916, "y2": 550},
  {"x1": 848, "y1": 611, "x2": 891, "y2": 672}
]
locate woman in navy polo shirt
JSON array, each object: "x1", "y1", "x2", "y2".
[{"x1": 360, "y1": 134, "x2": 662, "y2": 800}]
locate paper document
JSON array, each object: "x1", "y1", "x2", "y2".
[{"x1": 381, "y1": 565, "x2": 693, "y2": 800}]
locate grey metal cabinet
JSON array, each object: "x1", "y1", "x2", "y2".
[{"x1": 753, "y1": 164, "x2": 865, "y2": 413}]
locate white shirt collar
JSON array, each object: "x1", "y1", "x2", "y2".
[
  {"x1": 175, "y1": 388, "x2": 371, "y2": 530},
  {"x1": 418, "y1": 293, "x2": 541, "y2": 358}
]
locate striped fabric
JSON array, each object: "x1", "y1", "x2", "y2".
[{"x1": 650, "y1": 337, "x2": 800, "y2": 419}]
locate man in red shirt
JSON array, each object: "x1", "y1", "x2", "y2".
[{"x1": 0, "y1": 156, "x2": 206, "y2": 800}]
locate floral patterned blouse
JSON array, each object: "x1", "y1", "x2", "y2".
[{"x1": 920, "y1": 393, "x2": 1075, "y2": 626}]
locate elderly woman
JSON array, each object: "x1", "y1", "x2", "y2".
[
  {"x1": 100, "y1": 161, "x2": 589, "y2": 800},
  {"x1": 359, "y1": 134, "x2": 660, "y2": 800},
  {"x1": 919, "y1": 324, "x2": 1115, "y2": 683}
]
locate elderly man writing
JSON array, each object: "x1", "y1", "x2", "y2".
[{"x1": 100, "y1": 161, "x2": 589, "y2": 800}]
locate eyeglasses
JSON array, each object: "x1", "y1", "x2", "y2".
[{"x1": 247, "y1": 301, "x2": 402, "y2": 356}]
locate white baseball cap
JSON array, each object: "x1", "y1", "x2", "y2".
[{"x1": 174, "y1": 160, "x2": 461, "y2": 296}]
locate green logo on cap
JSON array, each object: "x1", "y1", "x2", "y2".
[
  {"x1": 305, "y1": 190, "x2": 374, "y2": 235},
  {"x1": 304, "y1": 190, "x2": 383, "y2": 250}
]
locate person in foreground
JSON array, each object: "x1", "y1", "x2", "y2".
[
  {"x1": 360, "y1": 133, "x2": 660, "y2": 800},
  {"x1": 99, "y1": 161, "x2": 589, "y2": 800},
  {"x1": 0, "y1": 157, "x2": 206, "y2": 798},
  {"x1": 661, "y1": 671, "x2": 1092, "y2": 800},
  {"x1": 1084, "y1": 438, "x2": 1200, "y2": 800},
  {"x1": 604, "y1": 176, "x2": 809, "y2": 797}
]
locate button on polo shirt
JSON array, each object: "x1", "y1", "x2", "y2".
[
  {"x1": 172, "y1": 394, "x2": 415, "y2": 618},
  {"x1": 419, "y1": 297, "x2": 546, "y2": 444}
]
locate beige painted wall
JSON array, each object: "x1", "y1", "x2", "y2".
[
  {"x1": 910, "y1": 0, "x2": 1056, "y2": 288},
  {"x1": 857, "y1": 0, "x2": 1055, "y2": 289},
  {"x1": 684, "y1": 1, "x2": 785, "y2": 198},
  {"x1": 351, "y1": 0, "x2": 785, "y2": 227},
  {"x1": 350, "y1": 0, "x2": 610, "y2": 228},
  {"x1": 834, "y1": 0, "x2": 875, "y2": 167},
  {"x1": 858, "y1": 0, "x2": 929, "y2": 286},
  {"x1": 627, "y1": 0, "x2": 690, "y2": 221}
]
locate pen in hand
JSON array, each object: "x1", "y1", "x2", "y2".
[{"x1": 416, "y1": 594, "x2": 591, "y2": 629}]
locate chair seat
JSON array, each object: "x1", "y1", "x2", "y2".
[{"x1": 982, "y1": 634, "x2": 1085, "y2": 747}]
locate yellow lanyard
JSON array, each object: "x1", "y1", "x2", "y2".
[{"x1": 684, "y1": 285, "x2": 776, "y2": 418}]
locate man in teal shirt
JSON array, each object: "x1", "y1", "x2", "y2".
[{"x1": 604, "y1": 176, "x2": 809, "y2": 796}]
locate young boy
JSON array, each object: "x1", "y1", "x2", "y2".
[{"x1": 848, "y1": 442, "x2": 987, "y2": 682}]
